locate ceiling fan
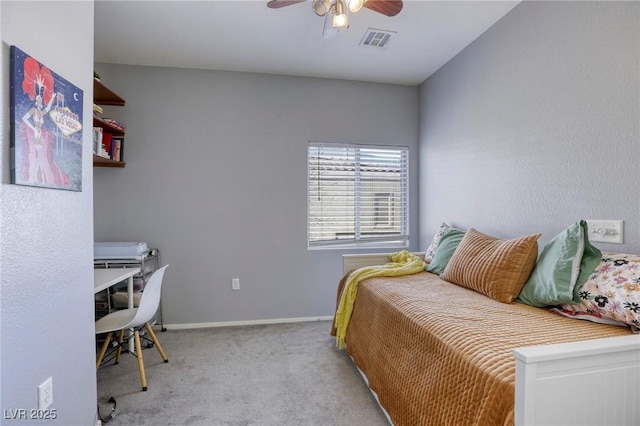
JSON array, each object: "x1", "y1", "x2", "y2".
[{"x1": 267, "y1": 0, "x2": 403, "y2": 37}]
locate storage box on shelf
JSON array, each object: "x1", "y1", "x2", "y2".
[{"x1": 93, "y1": 78, "x2": 126, "y2": 168}]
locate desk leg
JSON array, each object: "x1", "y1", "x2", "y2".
[{"x1": 128, "y1": 275, "x2": 135, "y2": 353}]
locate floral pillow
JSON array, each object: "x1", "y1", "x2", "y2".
[
  {"x1": 550, "y1": 307, "x2": 629, "y2": 328},
  {"x1": 560, "y1": 253, "x2": 640, "y2": 330},
  {"x1": 424, "y1": 222, "x2": 452, "y2": 263}
]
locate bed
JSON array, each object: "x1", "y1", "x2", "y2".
[{"x1": 334, "y1": 247, "x2": 640, "y2": 426}]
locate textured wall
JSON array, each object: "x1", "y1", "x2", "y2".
[
  {"x1": 419, "y1": 1, "x2": 640, "y2": 252},
  {"x1": 93, "y1": 65, "x2": 419, "y2": 326},
  {"x1": 0, "y1": 2, "x2": 97, "y2": 424}
]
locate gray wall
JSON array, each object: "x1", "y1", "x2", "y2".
[
  {"x1": 1, "y1": 1, "x2": 97, "y2": 425},
  {"x1": 93, "y1": 64, "x2": 419, "y2": 326},
  {"x1": 419, "y1": 1, "x2": 640, "y2": 253}
]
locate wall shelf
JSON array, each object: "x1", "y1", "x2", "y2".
[
  {"x1": 93, "y1": 154, "x2": 126, "y2": 168},
  {"x1": 93, "y1": 116, "x2": 125, "y2": 136},
  {"x1": 94, "y1": 78, "x2": 125, "y2": 106},
  {"x1": 93, "y1": 78, "x2": 127, "y2": 166}
]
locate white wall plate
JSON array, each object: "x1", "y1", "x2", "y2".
[{"x1": 586, "y1": 220, "x2": 624, "y2": 244}]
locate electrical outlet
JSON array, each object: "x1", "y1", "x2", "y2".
[
  {"x1": 38, "y1": 377, "x2": 53, "y2": 409},
  {"x1": 232, "y1": 278, "x2": 240, "y2": 291}
]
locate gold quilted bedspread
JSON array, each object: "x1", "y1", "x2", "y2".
[{"x1": 334, "y1": 271, "x2": 631, "y2": 426}]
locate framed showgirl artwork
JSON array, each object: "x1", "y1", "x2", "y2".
[{"x1": 10, "y1": 46, "x2": 83, "y2": 191}]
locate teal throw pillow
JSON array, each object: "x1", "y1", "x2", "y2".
[
  {"x1": 517, "y1": 220, "x2": 602, "y2": 307},
  {"x1": 425, "y1": 229, "x2": 465, "y2": 275},
  {"x1": 572, "y1": 224, "x2": 602, "y2": 303}
]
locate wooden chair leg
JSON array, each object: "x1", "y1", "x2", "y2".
[
  {"x1": 115, "y1": 329, "x2": 125, "y2": 364},
  {"x1": 145, "y1": 323, "x2": 169, "y2": 363},
  {"x1": 96, "y1": 332, "x2": 113, "y2": 370},
  {"x1": 134, "y1": 330, "x2": 147, "y2": 391}
]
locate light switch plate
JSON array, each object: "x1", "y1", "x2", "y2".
[{"x1": 586, "y1": 220, "x2": 624, "y2": 244}]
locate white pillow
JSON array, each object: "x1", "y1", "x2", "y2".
[{"x1": 424, "y1": 222, "x2": 452, "y2": 263}]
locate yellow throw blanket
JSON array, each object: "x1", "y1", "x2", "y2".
[{"x1": 334, "y1": 250, "x2": 426, "y2": 349}]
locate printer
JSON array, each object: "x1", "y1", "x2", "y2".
[
  {"x1": 94, "y1": 242, "x2": 159, "y2": 310},
  {"x1": 94, "y1": 241, "x2": 150, "y2": 260}
]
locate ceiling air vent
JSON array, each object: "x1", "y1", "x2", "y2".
[{"x1": 359, "y1": 28, "x2": 397, "y2": 49}]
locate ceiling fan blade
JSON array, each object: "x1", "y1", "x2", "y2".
[
  {"x1": 363, "y1": 0, "x2": 403, "y2": 17},
  {"x1": 267, "y1": 0, "x2": 306, "y2": 9}
]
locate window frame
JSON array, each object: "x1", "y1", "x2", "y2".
[{"x1": 307, "y1": 142, "x2": 409, "y2": 250}]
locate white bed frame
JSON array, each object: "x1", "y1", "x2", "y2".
[{"x1": 343, "y1": 253, "x2": 640, "y2": 426}]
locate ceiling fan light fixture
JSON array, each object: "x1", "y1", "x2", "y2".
[
  {"x1": 332, "y1": 13, "x2": 348, "y2": 28},
  {"x1": 332, "y1": 0, "x2": 349, "y2": 29},
  {"x1": 348, "y1": 0, "x2": 364, "y2": 13},
  {"x1": 312, "y1": 0, "x2": 331, "y2": 16}
]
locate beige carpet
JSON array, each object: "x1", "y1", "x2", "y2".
[{"x1": 96, "y1": 320, "x2": 389, "y2": 426}]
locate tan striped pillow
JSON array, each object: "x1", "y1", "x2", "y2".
[{"x1": 440, "y1": 228, "x2": 541, "y2": 303}]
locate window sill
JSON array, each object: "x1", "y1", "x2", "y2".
[{"x1": 307, "y1": 241, "x2": 409, "y2": 251}]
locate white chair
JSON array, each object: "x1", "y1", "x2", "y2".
[{"x1": 95, "y1": 265, "x2": 169, "y2": 391}]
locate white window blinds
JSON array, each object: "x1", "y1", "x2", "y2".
[{"x1": 308, "y1": 142, "x2": 409, "y2": 248}]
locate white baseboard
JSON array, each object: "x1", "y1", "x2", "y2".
[{"x1": 160, "y1": 315, "x2": 334, "y2": 330}]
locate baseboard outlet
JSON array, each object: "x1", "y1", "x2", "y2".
[{"x1": 159, "y1": 316, "x2": 334, "y2": 330}]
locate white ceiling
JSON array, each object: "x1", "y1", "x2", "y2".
[{"x1": 94, "y1": 0, "x2": 520, "y2": 86}]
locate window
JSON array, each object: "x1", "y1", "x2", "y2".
[{"x1": 308, "y1": 142, "x2": 409, "y2": 248}]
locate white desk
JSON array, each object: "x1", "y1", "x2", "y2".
[
  {"x1": 94, "y1": 267, "x2": 140, "y2": 305},
  {"x1": 94, "y1": 267, "x2": 140, "y2": 352}
]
